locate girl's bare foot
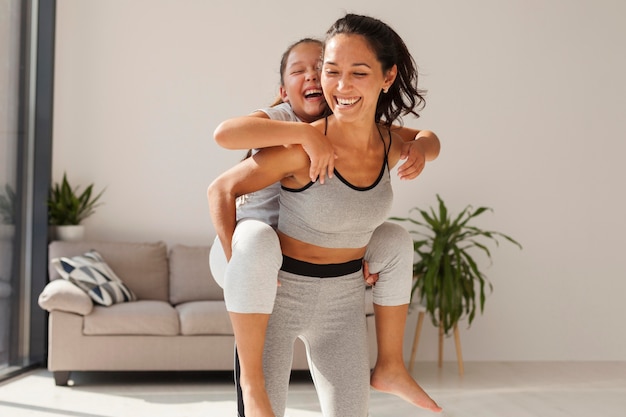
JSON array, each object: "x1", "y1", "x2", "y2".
[
  {"x1": 240, "y1": 380, "x2": 276, "y2": 417},
  {"x1": 370, "y1": 364, "x2": 442, "y2": 413}
]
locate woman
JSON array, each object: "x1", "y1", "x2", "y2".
[
  {"x1": 209, "y1": 37, "x2": 440, "y2": 417},
  {"x1": 209, "y1": 14, "x2": 442, "y2": 417}
]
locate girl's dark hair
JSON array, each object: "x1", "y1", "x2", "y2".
[
  {"x1": 325, "y1": 14, "x2": 426, "y2": 125},
  {"x1": 269, "y1": 38, "x2": 324, "y2": 107},
  {"x1": 244, "y1": 38, "x2": 324, "y2": 160}
]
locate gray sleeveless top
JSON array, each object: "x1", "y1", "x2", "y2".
[
  {"x1": 236, "y1": 103, "x2": 300, "y2": 228},
  {"x1": 278, "y1": 120, "x2": 393, "y2": 248}
]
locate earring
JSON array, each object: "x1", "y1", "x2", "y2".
[{"x1": 382, "y1": 87, "x2": 389, "y2": 94}]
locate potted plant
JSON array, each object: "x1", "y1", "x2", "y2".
[
  {"x1": 48, "y1": 173, "x2": 105, "y2": 241},
  {"x1": 390, "y1": 194, "x2": 522, "y2": 336},
  {"x1": 0, "y1": 184, "x2": 16, "y2": 225},
  {"x1": 0, "y1": 183, "x2": 16, "y2": 241}
]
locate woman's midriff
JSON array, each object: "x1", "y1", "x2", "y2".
[{"x1": 277, "y1": 231, "x2": 366, "y2": 265}]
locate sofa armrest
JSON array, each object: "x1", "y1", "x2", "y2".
[{"x1": 38, "y1": 279, "x2": 94, "y2": 315}]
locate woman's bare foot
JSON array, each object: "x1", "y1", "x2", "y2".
[
  {"x1": 370, "y1": 364, "x2": 442, "y2": 413},
  {"x1": 240, "y1": 380, "x2": 276, "y2": 417}
]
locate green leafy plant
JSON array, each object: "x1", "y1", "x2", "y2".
[
  {"x1": 0, "y1": 184, "x2": 16, "y2": 225},
  {"x1": 48, "y1": 173, "x2": 105, "y2": 226},
  {"x1": 390, "y1": 194, "x2": 522, "y2": 336}
]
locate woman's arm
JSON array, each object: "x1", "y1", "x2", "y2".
[
  {"x1": 214, "y1": 114, "x2": 336, "y2": 183},
  {"x1": 392, "y1": 126, "x2": 441, "y2": 180},
  {"x1": 207, "y1": 145, "x2": 310, "y2": 260}
]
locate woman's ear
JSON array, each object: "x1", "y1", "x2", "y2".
[{"x1": 383, "y1": 64, "x2": 398, "y2": 92}]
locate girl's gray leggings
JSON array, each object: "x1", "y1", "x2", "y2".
[{"x1": 209, "y1": 218, "x2": 413, "y2": 313}]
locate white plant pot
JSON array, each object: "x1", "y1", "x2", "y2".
[{"x1": 53, "y1": 225, "x2": 85, "y2": 241}]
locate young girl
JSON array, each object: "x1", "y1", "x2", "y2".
[{"x1": 209, "y1": 35, "x2": 441, "y2": 417}]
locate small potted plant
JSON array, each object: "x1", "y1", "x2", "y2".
[
  {"x1": 0, "y1": 184, "x2": 16, "y2": 224},
  {"x1": 390, "y1": 194, "x2": 522, "y2": 336},
  {"x1": 0, "y1": 183, "x2": 16, "y2": 241},
  {"x1": 48, "y1": 173, "x2": 105, "y2": 241}
]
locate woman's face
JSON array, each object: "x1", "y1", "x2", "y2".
[
  {"x1": 321, "y1": 34, "x2": 395, "y2": 123},
  {"x1": 280, "y1": 42, "x2": 327, "y2": 123}
]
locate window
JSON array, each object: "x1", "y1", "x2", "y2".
[{"x1": 0, "y1": 0, "x2": 53, "y2": 381}]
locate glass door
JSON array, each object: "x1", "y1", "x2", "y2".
[
  {"x1": 0, "y1": 0, "x2": 23, "y2": 373},
  {"x1": 0, "y1": 0, "x2": 51, "y2": 379}
]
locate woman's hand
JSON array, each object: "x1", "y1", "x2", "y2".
[{"x1": 363, "y1": 261, "x2": 379, "y2": 286}]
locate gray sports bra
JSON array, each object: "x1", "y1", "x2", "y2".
[{"x1": 277, "y1": 119, "x2": 393, "y2": 248}]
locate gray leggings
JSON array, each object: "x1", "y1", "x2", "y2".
[
  {"x1": 209, "y1": 219, "x2": 413, "y2": 312},
  {"x1": 265, "y1": 267, "x2": 370, "y2": 417},
  {"x1": 208, "y1": 220, "x2": 413, "y2": 416}
]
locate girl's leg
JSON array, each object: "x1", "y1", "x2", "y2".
[
  {"x1": 209, "y1": 219, "x2": 283, "y2": 417},
  {"x1": 231, "y1": 313, "x2": 273, "y2": 417},
  {"x1": 365, "y1": 221, "x2": 442, "y2": 412},
  {"x1": 371, "y1": 304, "x2": 441, "y2": 412}
]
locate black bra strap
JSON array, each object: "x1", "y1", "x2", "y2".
[{"x1": 376, "y1": 124, "x2": 392, "y2": 172}]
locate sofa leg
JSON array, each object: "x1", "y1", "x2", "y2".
[{"x1": 53, "y1": 371, "x2": 70, "y2": 386}]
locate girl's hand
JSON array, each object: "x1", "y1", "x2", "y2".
[
  {"x1": 397, "y1": 140, "x2": 427, "y2": 180},
  {"x1": 301, "y1": 128, "x2": 337, "y2": 184}
]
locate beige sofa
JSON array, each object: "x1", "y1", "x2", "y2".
[{"x1": 38, "y1": 240, "x2": 377, "y2": 386}]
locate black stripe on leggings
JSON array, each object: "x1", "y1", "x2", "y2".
[{"x1": 280, "y1": 255, "x2": 363, "y2": 278}]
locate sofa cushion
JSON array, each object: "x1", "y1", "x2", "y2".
[
  {"x1": 169, "y1": 245, "x2": 224, "y2": 304},
  {"x1": 83, "y1": 300, "x2": 180, "y2": 336},
  {"x1": 49, "y1": 241, "x2": 169, "y2": 302},
  {"x1": 51, "y1": 250, "x2": 137, "y2": 306},
  {"x1": 176, "y1": 301, "x2": 233, "y2": 335}
]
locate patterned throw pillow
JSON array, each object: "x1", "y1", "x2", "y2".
[{"x1": 51, "y1": 250, "x2": 137, "y2": 306}]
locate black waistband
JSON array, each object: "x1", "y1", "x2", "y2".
[{"x1": 280, "y1": 255, "x2": 363, "y2": 278}]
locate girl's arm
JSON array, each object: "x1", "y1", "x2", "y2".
[
  {"x1": 214, "y1": 113, "x2": 336, "y2": 183},
  {"x1": 392, "y1": 126, "x2": 441, "y2": 180}
]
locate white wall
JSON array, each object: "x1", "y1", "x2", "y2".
[{"x1": 52, "y1": 0, "x2": 626, "y2": 362}]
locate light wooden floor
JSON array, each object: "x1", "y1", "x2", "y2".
[{"x1": 0, "y1": 362, "x2": 624, "y2": 416}]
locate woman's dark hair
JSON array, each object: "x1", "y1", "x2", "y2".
[
  {"x1": 325, "y1": 14, "x2": 426, "y2": 125},
  {"x1": 269, "y1": 38, "x2": 324, "y2": 107}
]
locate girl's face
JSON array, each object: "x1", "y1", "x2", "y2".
[
  {"x1": 321, "y1": 34, "x2": 396, "y2": 124},
  {"x1": 280, "y1": 42, "x2": 327, "y2": 123}
]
